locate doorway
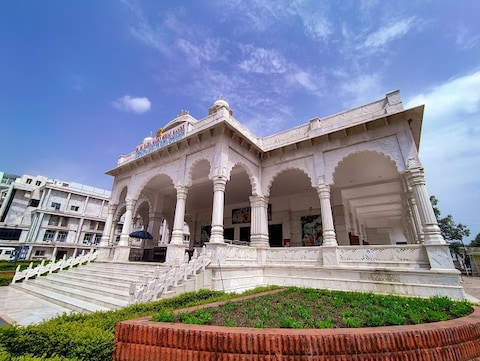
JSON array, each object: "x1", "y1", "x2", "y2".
[{"x1": 269, "y1": 224, "x2": 283, "y2": 247}]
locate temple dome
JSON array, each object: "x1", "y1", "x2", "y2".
[
  {"x1": 213, "y1": 98, "x2": 230, "y2": 109},
  {"x1": 142, "y1": 133, "x2": 153, "y2": 143}
]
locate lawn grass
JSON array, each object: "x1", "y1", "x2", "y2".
[{"x1": 152, "y1": 287, "x2": 473, "y2": 328}]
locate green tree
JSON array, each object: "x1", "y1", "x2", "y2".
[
  {"x1": 469, "y1": 233, "x2": 480, "y2": 247},
  {"x1": 429, "y1": 196, "x2": 470, "y2": 243}
]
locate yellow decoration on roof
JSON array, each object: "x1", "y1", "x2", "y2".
[{"x1": 156, "y1": 128, "x2": 163, "y2": 138}]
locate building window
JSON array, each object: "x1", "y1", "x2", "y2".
[
  {"x1": 35, "y1": 180, "x2": 41, "y2": 186},
  {"x1": 34, "y1": 250, "x2": 45, "y2": 256},
  {"x1": 51, "y1": 202, "x2": 61, "y2": 211},
  {"x1": 89, "y1": 221, "x2": 96, "y2": 230},
  {"x1": 48, "y1": 215, "x2": 60, "y2": 226},
  {"x1": 0, "y1": 228, "x2": 22, "y2": 240},
  {"x1": 43, "y1": 230, "x2": 55, "y2": 242},
  {"x1": 61, "y1": 217, "x2": 69, "y2": 227},
  {"x1": 57, "y1": 231, "x2": 68, "y2": 242},
  {"x1": 97, "y1": 222, "x2": 105, "y2": 231},
  {"x1": 29, "y1": 199, "x2": 40, "y2": 207},
  {"x1": 70, "y1": 205, "x2": 79, "y2": 212},
  {"x1": 26, "y1": 178, "x2": 32, "y2": 184},
  {"x1": 83, "y1": 233, "x2": 93, "y2": 244},
  {"x1": 94, "y1": 234, "x2": 102, "y2": 244}
]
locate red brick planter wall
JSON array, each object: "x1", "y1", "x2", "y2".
[{"x1": 114, "y1": 307, "x2": 480, "y2": 361}]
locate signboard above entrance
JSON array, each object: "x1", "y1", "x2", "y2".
[{"x1": 135, "y1": 123, "x2": 186, "y2": 159}]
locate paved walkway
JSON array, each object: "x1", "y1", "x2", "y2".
[
  {"x1": 1, "y1": 278, "x2": 480, "y2": 326},
  {"x1": 0, "y1": 287, "x2": 71, "y2": 325}
]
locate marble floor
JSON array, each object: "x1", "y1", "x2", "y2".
[{"x1": 0, "y1": 287, "x2": 72, "y2": 326}]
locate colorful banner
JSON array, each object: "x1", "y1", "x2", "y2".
[{"x1": 135, "y1": 123, "x2": 186, "y2": 159}]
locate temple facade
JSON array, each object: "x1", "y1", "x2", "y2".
[{"x1": 97, "y1": 90, "x2": 464, "y2": 299}]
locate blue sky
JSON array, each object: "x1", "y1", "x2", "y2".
[{"x1": 1, "y1": 1, "x2": 479, "y2": 240}]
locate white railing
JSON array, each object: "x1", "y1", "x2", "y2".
[
  {"x1": 338, "y1": 245, "x2": 429, "y2": 268},
  {"x1": 130, "y1": 246, "x2": 211, "y2": 304},
  {"x1": 11, "y1": 251, "x2": 97, "y2": 284}
]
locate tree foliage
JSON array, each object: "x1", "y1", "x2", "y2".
[
  {"x1": 429, "y1": 196, "x2": 470, "y2": 243},
  {"x1": 469, "y1": 233, "x2": 480, "y2": 247}
]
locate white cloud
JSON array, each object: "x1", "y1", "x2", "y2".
[
  {"x1": 296, "y1": 8, "x2": 332, "y2": 43},
  {"x1": 338, "y1": 73, "x2": 383, "y2": 107},
  {"x1": 175, "y1": 38, "x2": 224, "y2": 67},
  {"x1": 287, "y1": 70, "x2": 322, "y2": 94},
  {"x1": 113, "y1": 95, "x2": 151, "y2": 114},
  {"x1": 362, "y1": 17, "x2": 416, "y2": 49},
  {"x1": 455, "y1": 24, "x2": 480, "y2": 50},
  {"x1": 405, "y1": 70, "x2": 480, "y2": 122},
  {"x1": 239, "y1": 46, "x2": 288, "y2": 74}
]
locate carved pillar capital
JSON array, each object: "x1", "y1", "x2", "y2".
[
  {"x1": 175, "y1": 185, "x2": 188, "y2": 199},
  {"x1": 107, "y1": 203, "x2": 117, "y2": 214},
  {"x1": 213, "y1": 175, "x2": 228, "y2": 192},
  {"x1": 125, "y1": 198, "x2": 136, "y2": 209}
]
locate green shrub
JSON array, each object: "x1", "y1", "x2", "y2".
[
  {"x1": 0, "y1": 289, "x2": 227, "y2": 361},
  {"x1": 151, "y1": 309, "x2": 175, "y2": 323},
  {"x1": 0, "y1": 261, "x2": 42, "y2": 272},
  {"x1": 0, "y1": 323, "x2": 113, "y2": 361},
  {"x1": 0, "y1": 274, "x2": 13, "y2": 286}
]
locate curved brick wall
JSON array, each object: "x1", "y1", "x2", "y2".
[{"x1": 114, "y1": 307, "x2": 480, "y2": 361}]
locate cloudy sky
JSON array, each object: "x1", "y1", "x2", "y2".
[{"x1": 1, "y1": 1, "x2": 479, "y2": 240}]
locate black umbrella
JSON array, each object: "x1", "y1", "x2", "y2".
[{"x1": 129, "y1": 230, "x2": 153, "y2": 239}]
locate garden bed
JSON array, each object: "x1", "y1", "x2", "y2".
[{"x1": 115, "y1": 306, "x2": 480, "y2": 360}]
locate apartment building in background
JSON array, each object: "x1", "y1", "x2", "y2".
[{"x1": 0, "y1": 172, "x2": 111, "y2": 260}]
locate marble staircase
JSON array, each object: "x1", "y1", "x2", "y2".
[{"x1": 10, "y1": 262, "x2": 169, "y2": 314}]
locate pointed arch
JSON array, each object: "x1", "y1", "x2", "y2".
[
  {"x1": 332, "y1": 150, "x2": 399, "y2": 188},
  {"x1": 226, "y1": 161, "x2": 257, "y2": 196},
  {"x1": 131, "y1": 173, "x2": 175, "y2": 201},
  {"x1": 186, "y1": 157, "x2": 212, "y2": 187},
  {"x1": 265, "y1": 165, "x2": 315, "y2": 197},
  {"x1": 110, "y1": 184, "x2": 128, "y2": 205}
]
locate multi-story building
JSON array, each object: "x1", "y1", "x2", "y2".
[
  {"x1": 0, "y1": 173, "x2": 111, "y2": 260},
  {"x1": 0, "y1": 171, "x2": 21, "y2": 208}
]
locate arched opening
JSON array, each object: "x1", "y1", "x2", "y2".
[
  {"x1": 332, "y1": 151, "x2": 408, "y2": 246},
  {"x1": 269, "y1": 169, "x2": 318, "y2": 247},
  {"x1": 223, "y1": 164, "x2": 253, "y2": 244},
  {"x1": 133, "y1": 174, "x2": 175, "y2": 261},
  {"x1": 186, "y1": 159, "x2": 212, "y2": 248}
]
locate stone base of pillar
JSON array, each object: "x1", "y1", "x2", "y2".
[
  {"x1": 166, "y1": 243, "x2": 187, "y2": 266},
  {"x1": 170, "y1": 230, "x2": 184, "y2": 246},
  {"x1": 322, "y1": 246, "x2": 339, "y2": 266},
  {"x1": 423, "y1": 226, "x2": 446, "y2": 245},
  {"x1": 205, "y1": 242, "x2": 228, "y2": 265},
  {"x1": 96, "y1": 247, "x2": 112, "y2": 261},
  {"x1": 425, "y1": 244, "x2": 457, "y2": 271},
  {"x1": 113, "y1": 247, "x2": 130, "y2": 262},
  {"x1": 209, "y1": 226, "x2": 224, "y2": 243},
  {"x1": 322, "y1": 230, "x2": 338, "y2": 247},
  {"x1": 250, "y1": 234, "x2": 269, "y2": 247}
]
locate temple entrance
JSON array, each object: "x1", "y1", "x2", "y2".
[{"x1": 269, "y1": 224, "x2": 283, "y2": 247}]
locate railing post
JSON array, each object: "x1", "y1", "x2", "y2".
[{"x1": 24, "y1": 262, "x2": 33, "y2": 281}]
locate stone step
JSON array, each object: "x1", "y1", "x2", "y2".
[
  {"x1": 40, "y1": 274, "x2": 131, "y2": 300},
  {"x1": 11, "y1": 283, "x2": 112, "y2": 314},
  {"x1": 22, "y1": 278, "x2": 129, "y2": 309},
  {"x1": 82, "y1": 261, "x2": 165, "y2": 274},
  {"x1": 64, "y1": 268, "x2": 147, "y2": 283},
  {"x1": 11, "y1": 259, "x2": 210, "y2": 315},
  {"x1": 51, "y1": 272, "x2": 132, "y2": 292}
]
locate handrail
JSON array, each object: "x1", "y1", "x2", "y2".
[
  {"x1": 130, "y1": 246, "x2": 211, "y2": 303},
  {"x1": 11, "y1": 251, "x2": 97, "y2": 284}
]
